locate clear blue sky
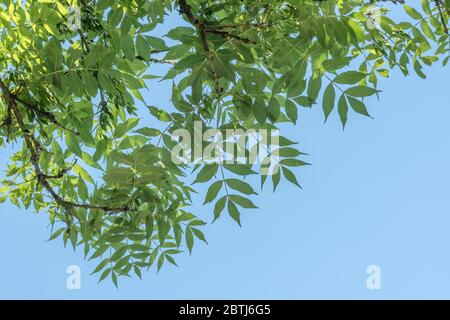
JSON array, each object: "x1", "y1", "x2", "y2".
[{"x1": 1, "y1": 2, "x2": 450, "y2": 299}]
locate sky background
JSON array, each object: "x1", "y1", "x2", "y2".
[{"x1": 1, "y1": 1, "x2": 450, "y2": 299}]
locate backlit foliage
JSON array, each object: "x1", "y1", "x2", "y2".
[{"x1": 0, "y1": 0, "x2": 448, "y2": 285}]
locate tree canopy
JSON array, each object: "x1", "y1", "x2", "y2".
[{"x1": 0, "y1": 0, "x2": 448, "y2": 286}]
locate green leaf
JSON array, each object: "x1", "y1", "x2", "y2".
[
  {"x1": 282, "y1": 166, "x2": 301, "y2": 188},
  {"x1": 225, "y1": 179, "x2": 257, "y2": 195},
  {"x1": 227, "y1": 199, "x2": 241, "y2": 226},
  {"x1": 268, "y1": 96, "x2": 281, "y2": 122},
  {"x1": 121, "y1": 34, "x2": 135, "y2": 60},
  {"x1": 252, "y1": 97, "x2": 267, "y2": 124},
  {"x1": 422, "y1": 0, "x2": 432, "y2": 15},
  {"x1": 345, "y1": 86, "x2": 379, "y2": 97},
  {"x1": 66, "y1": 133, "x2": 82, "y2": 157},
  {"x1": 285, "y1": 99, "x2": 298, "y2": 124},
  {"x1": 213, "y1": 196, "x2": 227, "y2": 221},
  {"x1": 185, "y1": 227, "x2": 194, "y2": 254},
  {"x1": 405, "y1": 5, "x2": 422, "y2": 20},
  {"x1": 420, "y1": 21, "x2": 436, "y2": 41},
  {"x1": 82, "y1": 71, "x2": 98, "y2": 97},
  {"x1": 111, "y1": 246, "x2": 127, "y2": 261},
  {"x1": 104, "y1": 168, "x2": 134, "y2": 184},
  {"x1": 272, "y1": 168, "x2": 281, "y2": 192},
  {"x1": 204, "y1": 180, "x2": 223, "y2": 204},
  {"x1": 134, "y1": 127, "x2": 161, "y2": 137},
  {"x1": 334, "y1": 71, "x2": 366, "y2": 85},
  {"x1": 145, "y1": 214, "x2": 154, "y2": 238},
  {"x1": 278, "y1": 147, "x2": 302, "y2": 157},
  {"x1": 77, "y1": 177, "x2": 89, "y2": 201},
  {"x1": 165, "y1": 254, "x2": 178, "y2": 267},
  {"x1": 223, "y1": 164, "x2": 256, "y2": 176},
  {"x1": 322, "y1": 83, "x2": 335, "y2": 121},
  {"x1": 347, "y1": 96, "x2": 371, "y2": 117},
  {"x1": 306, "y1": 75, "x2": 322, "y2": 104},
  {"x1": 414, "y1": 60, "x2": 427, "y2": 79},
  {"x1": 91, "y1": 258, "x2": 110, "y2": 274},
  {"x1": 191, "y1": 227, "x2": 208, "y2": 244},
  {"x1": 136, "y1": 35, "x2": 152, "y2": 59},
  {"x1": 112, "y1": 272, "x2": 118, "y2": 288},
  {"x1": 338, "y1": 94, "x2": 348, "y2": 128},
  {"x1": 157, "y1": 253, "x2": 165, "y2": 272},
  {"x1": 322, "y1": 57, "x2": 353, "y2": 72},
  {"x1": 215, "y1": 58, "x2": 236, "y2": 83},
  {"x1": 229, "y1": 195, "x2": 257, "y2": 209},
  {"x1": 193, "y1": 164, "x2": 218, "y2": 184},
  {"x1": 279, "y1": 158, "x2": 309, "y2": 167},
  {"x1": 98, "y1": 268, "x2": 111, "y2": 283},
  {"x1": 48, "y1": 228, "x2": 65, "y2": 241}
]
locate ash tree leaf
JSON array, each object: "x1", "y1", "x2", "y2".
[
  {"x1": 285, "y1": 99, "x2": 298, "y2": 124},
  {"x1": 77, "y1": 177, "x2": 89, "y2": 201},
  {"x1": 185, "y1": 227, "x2": 194, "y2": 254},
  {"x1": 405, "y1": 5, "x2": 422, "y2": 20},
  {"x1": 145, "y1": 214, "x2": 154, "y2": 238},
  {"x1": 134, "y1": 127, "x2": 161, "y2": 137},
  {"x1": 347, "y1": 96, "x2": 371, "y2": 117},
  {"x1": 268, "y1": 96, "x2": 281, "y2": 122},
  {"x1": 225, "y1": 179, "x2": 257, "y2": 195},
  {"x1": 121, "y1": 34, "x2": 135, "y2": 60},
  {"x1": 338, "y1": 94, "x2": 349, "y2": 129},
  {"x1": 136, "y1": 35, "x2": 152, "y2": 59},
  {"x1": 112, "y1": 272, "x2": 118, "y2": 288},
  {"x1": 252, "y1": 97, "x2": 267, "y2": 124},
  {"x1": 157, "y1": 253, "x2": 165, "y2": 272},
  {"x1": 213, "y1": 196, "x2": 227, "y2": 222},
  {"x1": 0, "y1": 0, "x2": 445, "y2": 287},
  {"x1": 48, "y1": 227, "x2": 65, "y2": 241},
  {"x1": 165, "y1": 254, "x2": 178, "y2": 267},
  {"x1": 204, "y1": 180, "x2": 223, "y2": 204},
  {"x1": 215, "y1": 57, "x2": 236, "y2": 83},
  {"x1": 279, "y1": 159, "x2": 310, "y2": 167},
  {"x1": 227, "y1": 199, "x2": 241, "y2": 226},
  {"x1": 229, "y1": 194, "x2": 258, "y2": 209},
  {"x1": 345, "y1": 86, "x2": 380, "y2": 97},
  {"x1": 223, "y1": 164, "x2": 256, "y2": 176},
  {"x1": 191, "y1": 228, "x2": 208, "y2": 244},
  {"x1": 193, "y1": 164, "x2": 218, "y2": 184},
  {"x1": 322, "y1": 57, "x2": 353, "y2": 72},
  {"x1": 306, "y1": 75, "x2": 322, "y2": 104},
  {"x1": 278, "y1": 147, "x2": 302, "y2": 158},
  {"x1": 91, "y1": 258, "x2": 110, "y2": 275},
  {"x1": 421, "y1": 0, "x2": 432, "y2": 15},
  {"x1": 333, "y1": 71, "x2": 366, "y2": 85},
  {"x1": 282, "y1": 167, "x2": 301, "y2": 188},
  {"x1": 272, "y1": 168, "x2": 281, "y2": 192},
  {"x1": 98, "y1": 269, "x2": 111, "y2": 283},
  {"x1": 322, "y1": 83, "x2": 335, "y2": 121}
]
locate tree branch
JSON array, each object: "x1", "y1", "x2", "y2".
[
  {"x1": 179, "y1": 0, "x2": 223, "y2": 94},
  {"x1": 14, "y1": 96, "x2": 80, "y2": 135},
  {"x1": 435, "y1": 0, "x2": 449, "y2": 34},
  {"x1": 0, "y1": 78, "x2": 133, "y2": 215},
  {"x1": 204, "y1": 27, "x2": 257, "y2": 44}
]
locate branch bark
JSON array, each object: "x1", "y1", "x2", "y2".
[
  {"x1": 179, "y1": 0, "x2": 223, "y2": 94},
  {"x1": 435, "y1": 0, "x2": 449, "y2": 34},
  {"x1": 0, "y1": 77, "x2": 133, "y2": 216}
]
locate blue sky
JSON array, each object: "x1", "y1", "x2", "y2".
[{"x1": 1, "y1": 2, "x2": 450, "y2": 299}]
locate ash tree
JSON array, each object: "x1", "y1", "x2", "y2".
[{"x1": 0, "y1": 0, "x2": 448, "y2": 286}]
